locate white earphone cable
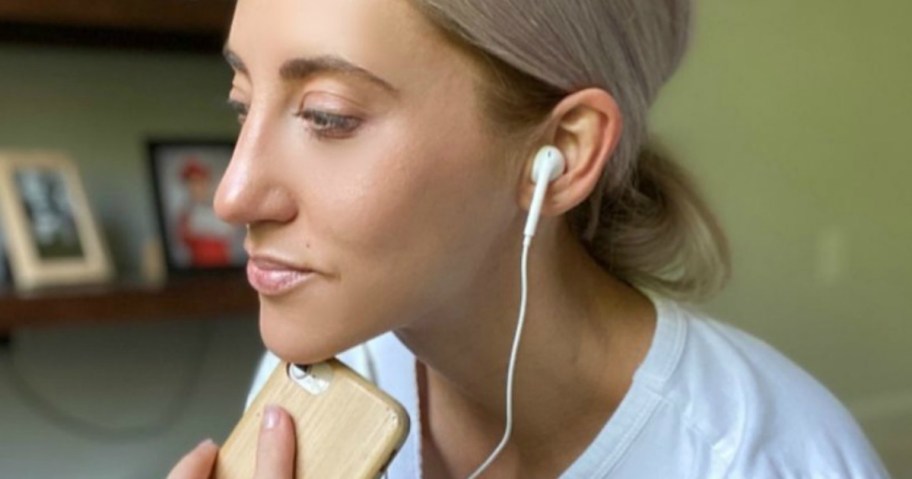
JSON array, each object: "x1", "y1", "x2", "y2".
[{"x1": 466, "y1": 234, "x2": 533, "y2": 479}]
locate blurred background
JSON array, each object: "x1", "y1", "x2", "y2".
[{"x1": 0, "y1": 0, "x2": 909, "y2": 477}]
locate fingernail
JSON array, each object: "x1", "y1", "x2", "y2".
[
  {"x1": 263, "y1": 405, "x2": 280, "y2": 430},
  {"x1": 198, "y1": 438, "x2": 216, "y2": 448}
]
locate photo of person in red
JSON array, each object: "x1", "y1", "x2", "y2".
[{"x1": 176, "y1": 157, "x2": 236, "y2": 267}]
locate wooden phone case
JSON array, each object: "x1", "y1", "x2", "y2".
[{"x1": 213, "y1": 359, "x2": 410, "y2": 479}]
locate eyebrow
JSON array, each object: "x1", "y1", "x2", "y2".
[{"x1": 223, "y1": 47, "x2": 399, "y2": 96}]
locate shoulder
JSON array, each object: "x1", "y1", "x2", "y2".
[{"x1": 651, "y1": 300, "x2": 888, "y2": 478}]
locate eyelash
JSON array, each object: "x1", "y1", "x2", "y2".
[
  {"x1": 295, "y1": 109, "x2": 362, "y2": 140},
  {"x1": 226, "y1": 100, "x2": 362, "y2": 140}
]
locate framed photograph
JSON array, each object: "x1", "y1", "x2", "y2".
[
  {"x1": 0, "y1": 151, "x2": 114, "y2": 291},
  {"x1": 147, "y1": 139, "x2": 245, "y2": 275}
]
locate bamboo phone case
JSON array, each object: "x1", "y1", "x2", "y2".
[{"x1": 214, "y1": 359, "x2": 410, "y2": 479}]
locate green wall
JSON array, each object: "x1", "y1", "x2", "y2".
[
  {"x1": 0, "y1": 45, "x2": 237, "y2": 275},
  {"x1": 651, "y1": 0, "x2": 912, "y2": 473},
  {"x1": 0, "y1": 46, "x2": 259, "y2": 479}
]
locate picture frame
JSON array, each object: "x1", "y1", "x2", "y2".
[
  {"x1": 0, "y1": 151, "x2": 114, "y2": 291},
  {"x1": 147, "y1": 139, "x2": 245, "y2": 276}
]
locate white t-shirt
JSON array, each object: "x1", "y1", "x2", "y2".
[{"x1": 246, "y1": 296, "x2": 888, "y2": 478}]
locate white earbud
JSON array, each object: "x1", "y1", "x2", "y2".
[{"x1": 523, "y1": 145, "x2": 566, "y2": 238}]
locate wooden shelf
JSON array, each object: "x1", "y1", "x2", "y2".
[
  {"x1": 0, "y1": 0, "x2": 235, "y2": 53},
  {"x1": 0, "y1": 274, "x2": 258, "y2": 333},
  {"x1": 0, "y1": 0, "x2": 235, "y2": 33}
]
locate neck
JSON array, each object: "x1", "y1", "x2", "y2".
[{"x1": 395, "y1": 220, "x2": 656, "y2": 477}]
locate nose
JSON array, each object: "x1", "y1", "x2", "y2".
[{"x1": 214, "y1": 115, "x2": 297, "y2": 227}]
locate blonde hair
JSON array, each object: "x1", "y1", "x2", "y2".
[{"x1": 411, "y1": 0, "x2": 730, "y2": 301}]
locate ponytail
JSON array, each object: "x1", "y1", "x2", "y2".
[{"x1": 570, "y1": 147, "x2": 731, "y2": 300}]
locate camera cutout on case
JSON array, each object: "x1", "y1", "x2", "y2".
[{"x1": 287, "y1": 362, "x2": 333, "y2": 395}]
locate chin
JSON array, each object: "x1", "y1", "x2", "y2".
[
  {"x1": 259, "y1": 323, "x2": 336, "y2": 366},
  {"x1": 257, "y1": 304, "x2": 365, "y2": 366}
]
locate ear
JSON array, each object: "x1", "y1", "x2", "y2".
[{"x1": 516, "y1": 88, "x2": 622, "y2": 217}]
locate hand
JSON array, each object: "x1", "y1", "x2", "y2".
[{"x1": 167, "y1": 405, "x2": 297, "y2": 479}]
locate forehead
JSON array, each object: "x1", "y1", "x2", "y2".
[{"x1": 226, "y1": 0, "x2": 463, "y2": 90}]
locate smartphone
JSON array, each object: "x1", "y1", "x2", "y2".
[{"x1": 213, "y1": 359, "x2": 410, "y2": 479}]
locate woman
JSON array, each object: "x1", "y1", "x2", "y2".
[{"x1": 169, "y1": 0, "x2": 887, "y2": 477}]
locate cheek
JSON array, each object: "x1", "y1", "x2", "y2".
[
  {"x1": 315, "y1": 120, "x2": 512, "y2": 316},
  {"x1": 332, "y1": 145, "x2": 477, "y2": 263}
]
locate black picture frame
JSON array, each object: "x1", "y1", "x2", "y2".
[
  {"x1": 0, "y1": 222, "x2": 10, "y2": 287},
  {"x1": 147, "y1": 139, "x2": 245, "y2": 276}
]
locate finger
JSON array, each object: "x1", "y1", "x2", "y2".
[
  {"x1": 254, "y1": 404, "x2": 297, "y2": 479},
  {"x1": 167, "y1": 439, "x2": 219, "y2": 479}
]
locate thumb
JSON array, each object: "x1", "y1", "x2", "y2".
[
  {"x1": 167, "y1": 439, "x2": 219, "y2": 479},
  {"x1": 254, "y1": 404, "x2": 297, "y2": 479}
]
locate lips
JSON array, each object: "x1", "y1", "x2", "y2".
[{"x1": 246, "y1": 255, "x2": 317, "y2": 297}]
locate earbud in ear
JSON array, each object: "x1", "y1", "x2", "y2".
[
  {"x1": 524, "y1": 146, "x2": 566, "y2": 238},
  {"x1": 531, "y1": 145, "x2": 565, "y2": 184}
]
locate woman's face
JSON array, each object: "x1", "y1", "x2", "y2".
[{"x1": 218, "y1": 0, "x2": 524, "y2": 363}]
